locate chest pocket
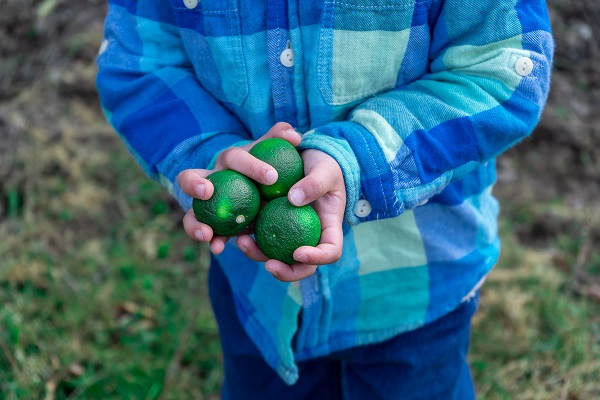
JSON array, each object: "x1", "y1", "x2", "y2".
[
  {"x1": 318, "y1": 0, "x2": 430, "y2": 105},
  {"x1": 170, "y1": 0, "x2": 248, "y2": 106}
]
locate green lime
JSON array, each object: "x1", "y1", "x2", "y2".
[
  {"x1": 249, "y1": 138, "x2": 304, "y2": 201},
  {"x1": 192, "y1": 169, "x2": 260, "y2": 237},
  {"x1": 254, "y1": 197, "x2": 321, "y2": 264}
]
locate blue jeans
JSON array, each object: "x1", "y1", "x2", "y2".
[{"x1": 209, "y1": 262, "x2": 478, "y2": 400}]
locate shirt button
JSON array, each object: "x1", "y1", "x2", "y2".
[
  {"x1": 354, "y1": 200, "x2": 372, "y2": 218},
  {"x1": 418, "y1": 199, "x2": 428, "y2": 206},
  {"x1": 280, "y1": 48, "x2": 294, "y2": 68},
  {"x1": 183, "y1": 0, "x2": 198, "y2": 9},
  {"x1": 515, "y1": 57, "x2": 533, "y2": 76},
  {"x1": 98, "y1": 39, "x2": 108, "y2": 56}
]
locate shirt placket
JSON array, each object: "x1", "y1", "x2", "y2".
[{"x1": 266, "y1": 0, "x2": 299, "y2": 127}]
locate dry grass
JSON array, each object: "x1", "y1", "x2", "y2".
[{"x1": 1, "y1": 0, "x2": 600, "y2": 398}]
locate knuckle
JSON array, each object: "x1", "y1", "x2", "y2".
[
  {"x1": 220, "y1": 147, "x2": 240, "y2": 166},
  {"x1": 176, "y1": 171, "x2": 187, "y2": 187},
  {"x1": 219, "y1": 148, "x2": 232, "y2": 165},
  {"x1": 273, "y1": 121, "x2": 291, "y2": 132},
  {"x1": 317, "y1": 252, "x2": 328, "y2": 265},
  {"x1": 183, "y1": 219, "x2": 197, "y2": 237},
  {"x1": 178, "y1": 174, "x2": 189, "y2": 190},
  {"x1": 178, "y1": 171, "x2": 194, "y2": 190},
  {"x1": 267, "y1": 122, "x2": 293, "y2": 139},
  {"x1": 316, "y1": 245, "x2": 341, "y2": 265},
  {"x1": 305, "y1": 265, "x2": 318, "y2": 278},
  {"x1": 331, "y1": 247, "x2": 343, "y2": 262},
  {"x1": 308, "y1": 176, "x2": 325, "y2": 198},
  {"x1": 247, "y1": 159, "x2": 263, "y2": 178}
]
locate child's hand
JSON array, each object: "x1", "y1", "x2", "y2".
[
  {"x1": 236, "y1": 149, "x2": 346, "y2": 282},
  {"x1": 177, "y1": 122, "x2": 301, "y2": 254}
]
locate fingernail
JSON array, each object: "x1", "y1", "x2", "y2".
[
  {"x1": 265, "y1": 169, "x2": 278, "y2": 185},
  {"x1": 238, "y1": 244, "x2": 248, "y2": 253},
  {"x1": 285, "y1": 129, "x2": 298, "y2": 136},
  {"x1": 195, "y1": 183, "x2": 206, "y2": 198},
  {"x1": 289, "y1": 188, "x2": 305, "y2": 206},
  {"x1": 195, "y1": 230, "x2": 204, "y2": 241}
]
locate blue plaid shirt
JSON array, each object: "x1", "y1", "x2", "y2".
[{"x1": 97, "y1": 0, "x2": 553, "y2": 384}]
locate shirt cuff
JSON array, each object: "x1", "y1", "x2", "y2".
[
  {"x1": 156, "y1": 132, "x2": 250, "y2": 211},
  {"x1": 298, "y1": 122, "x2": 399, "y2": 225}
]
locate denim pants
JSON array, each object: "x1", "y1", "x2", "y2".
[{"x1": 208, "y1": 261, "x2": 479, "y2": 400}]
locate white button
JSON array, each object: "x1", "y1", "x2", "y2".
[
  {"x1": 98, "y1": 39, "x2": 108, "y2": 56},
  {"x1": 354, "y1": 200, "x2": 372, "y2": 217},
  {"x1": 280, "y1": 48, "x2": 294, "y2": 67},
  {"x1": 183, "y1": 0, "x2": 198, "y2": 9},
  {"x1": 515, "y1": 57, "x2": 533, "y2": 76},
  {"x1": 418, "y1": 199, "x2": 428, "y2": 206}
]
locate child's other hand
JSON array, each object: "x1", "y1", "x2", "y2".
[
  {"x1": 177, "y1": 122, "x2": 301, "y2": 254},
  {"x1": 236, "y1": 149, "x2": 346, "y2": 282}
]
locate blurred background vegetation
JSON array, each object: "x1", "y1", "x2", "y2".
[{"x1": 0, "y1": 0, "x2": 599, "y2": 398}]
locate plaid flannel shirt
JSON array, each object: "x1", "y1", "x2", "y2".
[{"x1": 97, "y1": 0, "x2": 554, "y2": 384}]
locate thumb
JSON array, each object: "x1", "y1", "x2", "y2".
[
  {"x1": 260, "y1": 122, "x2": 302, "y2": 146},
  {"x1": 288, "y1": 153, "x2": 341, "y2": 206}
]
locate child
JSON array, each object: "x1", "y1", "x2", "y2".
[{"x1": 97, "y1": 0, "x2": 554, "y2": 398}]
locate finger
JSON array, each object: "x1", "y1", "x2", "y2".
[
  {"x1": 264, "y1": 260, "x2": 318, "y2": 282},
  {"x1": 236, "y1": 235, "x2": 269, "y2": 262},
  {"x1": 238, "y1": 125, "x2": 302, "y2": 154},
  {"x1": 258, "y1": 122, "x2": 302, "y2": 147},
  {"x1": 210, "y1": 236, "x2": 229, "y2": 255},
  {"x1": 177, "y1": 169, "x2": 215, "y2": 200},
  {"x1": 288, "y1": 152, "x2": 342, "y2": 207},
  {"x1": 183, "y1": 209, "x2": 214, "y2": 243},
  {"x1": 293, "y1": 243, "x2": 342, "y2": 266},
  {"x1": 218, "y1": 147, "x2": 279, "y2": 186},
  {"x1": 293, "y1": 212, "x2": 344, "y2": 265},
  {"x1": 288, "y1": 171, "x2": 340, "y2": 207},
  {"x1": 293, "y1": 190, "x2": 345, "y2": 264}
]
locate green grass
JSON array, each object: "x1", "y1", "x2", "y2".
[
  {"x1": 0, "y1": 168, "x2": 222, "y2": 399},
  {"x1": 0, "y1": 96, "x2": 222, "y2": 399},
  {"x1": 471, "y1": 221, "x2": 600, "y2": 399},
  {"x1": 1, "y1": 90, "x2": 599, "y2": 399},
  {"x1": 470, "y1": 188, "x2": 600, "y2": 399}
]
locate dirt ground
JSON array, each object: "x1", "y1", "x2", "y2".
[
  {"x1": 1, "y1": 0, "x2": 599, "y2": 293},
  {"x1": 499, "y1": 1, "x2": 600, "y2": 212},
  {"x1": 0, "y1": 1, "x2": 599, "y2": 398}
]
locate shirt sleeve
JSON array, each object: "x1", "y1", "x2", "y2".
[
  {"x1": 96, "y1": 0, "x2": 251, "y2": 210},
  {"x1": 298, "y1": 0, "x2": 554, "y2": 225}
]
